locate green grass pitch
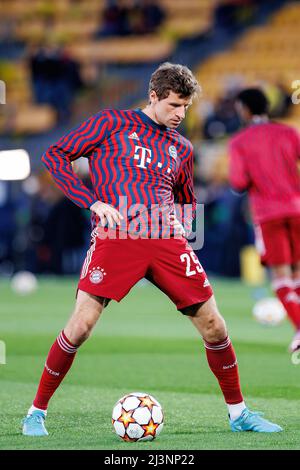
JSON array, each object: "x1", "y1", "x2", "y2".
[{"x1": 0, "y1": 277, "x2": 299, "y2": 450}]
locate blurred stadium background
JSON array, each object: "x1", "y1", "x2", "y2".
[{"x1": 1, "y1": 0, "x2": 300, "y2": 280}]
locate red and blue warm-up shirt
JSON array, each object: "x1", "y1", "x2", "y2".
[{"x1": 42, "y1": 109, "x2": 196, "y2": 236}]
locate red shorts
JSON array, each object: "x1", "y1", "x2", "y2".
[
  {"x1": 255, "y1": 216, "x2": 300, "y2": 266},
  {"x1": 78, "y1": 228, "x2": 213, "y2": 310}
]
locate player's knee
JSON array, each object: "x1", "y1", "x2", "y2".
[
  {"x1": 204, "y1": 316, "x2": 227, "y2": 342},
  {"x1": 69, "y1": 319, "x2": 94, "y2": 345}
]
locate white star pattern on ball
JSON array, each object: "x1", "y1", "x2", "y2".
[{"x1": 112, "y1": 392, "x2": 164, "y2": 442}]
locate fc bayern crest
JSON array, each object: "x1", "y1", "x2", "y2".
[
  {"x1": 168, "y1": 145, "x2": 177, "y2": 159},
  {"x1": 89, "y1": 268, "x2": 106, "y2": 284}
]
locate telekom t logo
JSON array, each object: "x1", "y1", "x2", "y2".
[{"x1": 134, "y1": 145, "x2": 152, "y2": 169}]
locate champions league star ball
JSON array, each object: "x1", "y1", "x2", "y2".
[
  {"x1": 252, "y1": 297, "x2": 286, "y2": 326},
  {"x1": 10, "y1": 271, "x2": 38, "y2": 295},
  {"x1": 112, "y1": 392, "x2": 164, "y2": 442}
]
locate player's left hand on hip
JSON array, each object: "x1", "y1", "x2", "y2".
[{"x1": 169, "y1": 214, "x2": 186, "y2": 237}]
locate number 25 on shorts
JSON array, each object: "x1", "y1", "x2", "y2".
[{"x1": 180, "y1": 252, "x2": 204, "y2": 277}]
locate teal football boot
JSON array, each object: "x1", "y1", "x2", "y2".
[
  {"x1": 22, "y1": 410, "x2": 48, "y2": 436},
  {"x1": 230, "y1": 408, "x2": 283, "y2": 432}
]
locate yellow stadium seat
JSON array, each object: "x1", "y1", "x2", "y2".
[
  {"x1": 13, "y1": 105, "x2": 57, "y2": 134},
  {"x1": 69, "y1": 36, "x2": 175, "y2": 64}
]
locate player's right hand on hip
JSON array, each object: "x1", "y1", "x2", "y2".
[{"x1": 90, "y1": 201, "x2": 124, "y2": 228}]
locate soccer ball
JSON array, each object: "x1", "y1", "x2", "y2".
[
  {"x1": 112, "y1": 392, "x2": 164, "y2": 442},
  {"x1": 10, "y1": 271, "x2": 38, "y2": 295},
  {"x1": 252, "y1": 297, "x2": 286, "y2": 326}
]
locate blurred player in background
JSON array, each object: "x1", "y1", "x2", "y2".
[
  {"x1": 229, "y1": 88, "x2": 300, "y2": 353},
  {"x1": 22, "y1": 64, "x2": 281, "y2": 436}
]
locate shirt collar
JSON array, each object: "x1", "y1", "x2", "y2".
[{"x1": 134, "y1": 109, "x2": 167, "y2": 130}]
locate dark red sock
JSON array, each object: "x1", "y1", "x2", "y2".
[
  {"x1": 33, "y1": 331, "x2": 78, "y2": 410},
  {"x1": 204, "y1": 336, "x2": 243, "y2": 405},
  {"x1": 272, "y1": 278, "x2": 300, "y2": 330}
]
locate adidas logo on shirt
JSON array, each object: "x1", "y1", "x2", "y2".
[{"x1": 129, "y1": 132, "x2": 140, "y2": 141}]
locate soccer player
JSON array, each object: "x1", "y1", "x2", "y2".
[
  {"x1": 229, "y1": 87, "x2": 300, "y2": 353},
  {"x1": 22, "y1": 64, "x2": 282, "y2": 436}
]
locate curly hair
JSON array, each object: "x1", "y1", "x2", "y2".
[{"x1": 148, "y1": 62, "x2": 201, "y2": 100}]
